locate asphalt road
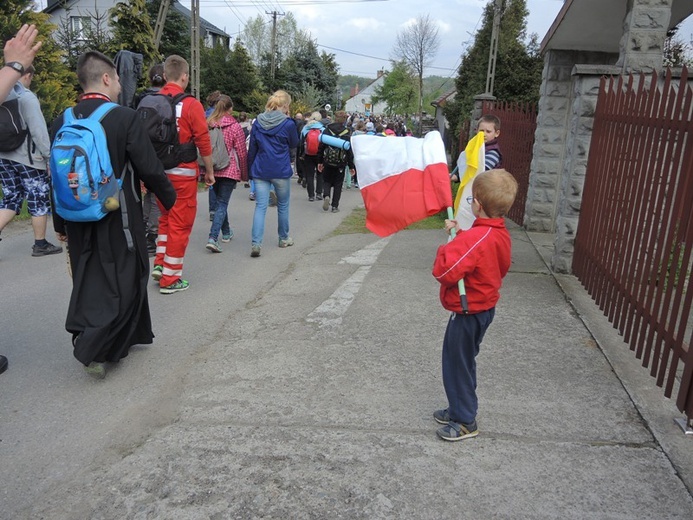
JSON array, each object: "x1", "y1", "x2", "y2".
[{"x1": 0, "y1": 180, "x2": 364, "y2": 519}]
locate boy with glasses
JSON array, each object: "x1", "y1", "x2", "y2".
[{"x1": 432, "y1": 169, "x2": 518, "y2": 441}]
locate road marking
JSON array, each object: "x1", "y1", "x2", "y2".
[{"x1": 307, "y1": 237, "x2": 391, "y2": 328}]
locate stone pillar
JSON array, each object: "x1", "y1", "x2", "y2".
[
  {"x1": 617, "y1": 0, "x2": 672, "y2": 73},
  {"x1": 551, "y1": 66, "x2": 618, "y2": 273},
  {"x1": 524, "y1": 50, "x2": 574, "y2": 233},
  {"x1": 470, "y1": 93, "x2": 496, "y2": 140}
]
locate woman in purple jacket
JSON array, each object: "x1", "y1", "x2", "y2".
[{"x1": 247, "y1": 90, "x2": 298, "y2": 258}]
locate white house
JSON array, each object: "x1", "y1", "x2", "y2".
[
  {"x1": 43, "y1": 0, "x2": 230, "y2": 49},
  {"x1": 343, "y1": 70, "x2": 389, "y2": 115}
]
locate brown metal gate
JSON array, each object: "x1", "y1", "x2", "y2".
[
  {"x1": 573, "y1": 68, "x2": 693, "y2": 420},
  {"x1": 482, "y1": 100, "x2": 537, "y2": 226}
]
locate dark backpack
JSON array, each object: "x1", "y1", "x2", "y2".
[
  {"x1": 323, "y1": 127, "x2": 349, "y2": 167},
  {"x1": 136, "y1": 92, "x2": 197, "y2": 169},
  {"x1": 304, "y1": 127, "x2": 321, "y2": 156},
  {"x1": 50, "y1": 102, "x2": 121, "y2": 222},
  {"x1": 0, "y1": 98, "x2": 29, "y2": 153}
]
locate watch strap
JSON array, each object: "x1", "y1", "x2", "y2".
[{"x1": 5, "y1": 62, "x2": 25, "y2": 75}]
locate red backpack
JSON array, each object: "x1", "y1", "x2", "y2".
[{"x1": 304, "y1": 128, "x2": 321, "y2": 156}]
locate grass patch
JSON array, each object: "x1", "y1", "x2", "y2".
[
  {"x1": 0, "y1": 189, "x2": 29, "y2": 220},
  {"x1": 331, "y1": 207, "x2": 447, "y2": 236}
]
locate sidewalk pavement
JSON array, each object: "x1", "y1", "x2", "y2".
[{"x1": 25, "y1": 219, "x2": 693, "y2": 519}]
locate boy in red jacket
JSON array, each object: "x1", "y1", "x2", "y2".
[{"x1": 431, "y1": 169, "x2": 518, "y2": 441}]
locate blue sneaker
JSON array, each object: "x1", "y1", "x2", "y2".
[
  {"x1": 221, "y1": 231, "x2": 234, "y2": 243},
  {"x1": 436, "y1": 420, "x2": 479, "y2": 442},
  {"x1": 433, "y1": 408, "x2": 451, "y2": 425},
  {"x1": 205, "y1": 238, "x2": 222, "y2": 253}
]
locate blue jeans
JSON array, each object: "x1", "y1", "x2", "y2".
[
  {"x1": 251, "y1": 178, "x2": 290, "y2": 246},
  {"x1": 209, "y1": 178, "x2": 236, "y2": 240},
  {"x1": 208, "y1": 185, "x2": 217, "y2": 213},
  {"x1": 441, "y1": 308, "x2": 495, "y2": 425}
]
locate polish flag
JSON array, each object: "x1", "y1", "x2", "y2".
[{"x1": 352, "y1": 131, "x2": 452, "y2": 237}]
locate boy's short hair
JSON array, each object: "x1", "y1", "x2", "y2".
[
  {"x1": 473, "y1": 169, "x2": 518, "y2": 218},
  {"x1": 164, "y1": 55, "x2": 189, "y2": 81},
  {"x1": 76, "y1": 51, "x2": 116, "y2": 89},
  {"x1": 479, "y1": 114, "x2": 501, "y2": 131}
]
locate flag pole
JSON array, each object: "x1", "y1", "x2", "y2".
[{"x1": 446, "y1": 206, "x2": 469, "y2": 314}]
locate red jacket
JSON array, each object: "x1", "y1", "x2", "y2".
[
  {"x1": 432, "y1": 218, "x2": 512, "y2": 314},
  {"x1": 158, "y1": 83, "x2": 212, "y2": 169},
  {"x1": 208, "y1": 115, "x2": 248, "y2": 182}
]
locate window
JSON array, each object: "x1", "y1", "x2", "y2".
[{"x1": 70, "y1": 16, "x2": 91, "y2": 41}]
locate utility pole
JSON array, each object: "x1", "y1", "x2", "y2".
[
  {"x1": 191, "y1": 0, "x2": 201, "y2": 99},
  {"x1": 485, "y1": 0, "x2": 502, "y2": 96},
  {"x1": 267, "y1": 10, "x2": 285, "y2": 84},
  {"x1": 153, "y1": 0, "x2": 172, "y2": 51}
]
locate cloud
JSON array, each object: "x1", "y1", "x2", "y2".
[
  {"x1": 347, "y1": 17, "x2": 384, "y2": 31},
  {"x1": 401, "y1": 17, "x2": 418, "y2": 29},
  {"x1": 438, "y1": 21, "x2": 452, "y2": 33}
]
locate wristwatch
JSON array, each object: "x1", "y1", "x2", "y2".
[{"x1": 4, "y1": 61, "x2": 25, "y2": 75}]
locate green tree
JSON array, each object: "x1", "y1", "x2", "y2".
[
  {"x1": 0, "y1": 0, "x2": 76, "y2": 122},
  {"x1": 292, "y1": 83, "x2": 323, "y2": 115},
  {"x1": 225, "y1": 39, "x2": 260, "y2": 111},
  {"x1": 371, "y1": 61, "x2": 417, "y2": 116},
  {"x1": 199, "y1": 39, "x2": 260, "y2": 112},
  {"x1": 445, "y1": 0, "x2": 542, "y2": 143},
  {"x1": 146, "y1": 0, "x2": 189, "y2": 60},
  {"x1": 277, "y1": 39, "x2": 338, "y2": 106},
  {"x1": 107, "y1": 0, "x2": 159, "y2": 65}
]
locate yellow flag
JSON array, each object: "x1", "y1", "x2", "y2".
[{"x1": 453, "y1": 131, "x2": 485, "y2": 214}]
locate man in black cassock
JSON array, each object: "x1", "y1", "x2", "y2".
[{"x1": 52, "y1": 51, "x2": 177, "y2": 379}]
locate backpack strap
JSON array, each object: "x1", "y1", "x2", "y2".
[
  {"x1": 63, "y1": 107, "x2": 76, "y2": 125},
  {"x1": 119, "y1": 163, "x2": 135, "y2": 252},
  {"x1": 88, "y1": 101, "x2": 118, "y2": 122}
]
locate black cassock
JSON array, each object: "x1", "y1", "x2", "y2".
[{"x1": 52, "y1": 98, "x2": 177, "y2": 365}]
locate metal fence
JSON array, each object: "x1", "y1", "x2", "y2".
[
  {"x1": 572, "y1": 68, "x2": 693, "y2": 420},
  {"x1": 480, "y1": 100, "x2": 537, "y2": 226}
]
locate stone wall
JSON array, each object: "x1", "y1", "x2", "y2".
[
  {"x1": 524, "y1": 50, "x2": 618, "y2": 237},
  {"x1": 617, "y1": 0, "x2": 673, "y2": 73},
  {"x1": 552, "y1": 67, "x2": 619, "y2": 273}
]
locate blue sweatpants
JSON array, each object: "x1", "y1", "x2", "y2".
[{"x1": 442, "y1": 308, "x2": 495, "y2": 425}]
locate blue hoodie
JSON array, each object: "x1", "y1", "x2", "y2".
[{"x1": 248, "y1": 110, "x2": 299, "y2": 180}]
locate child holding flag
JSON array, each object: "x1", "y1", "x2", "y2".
[
  {"x1": 432, "y1": 169, "x2": 518, "y2": 441},
  {"x1": 451, "y1": 115, "x2": 502, "y2": 183},
  {"x1": 453, "y1": 115, "x2": 503, "y2": 230}
]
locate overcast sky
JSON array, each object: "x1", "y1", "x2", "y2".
[
  {"x1": 201, "y1": 0, "x2": 574, "y2": 78},
  {"x1": 194, "y1": 0, "x2": 692, "y2": 80},
  {"x1": 36, "y1": 0, "x2": 693, "y2": 80}
]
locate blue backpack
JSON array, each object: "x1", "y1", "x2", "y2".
[{"x1": 51, "y1": 102, "x2": 121, "y2": 222}]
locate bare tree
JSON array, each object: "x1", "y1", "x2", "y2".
[{"x1": 394, "y1": 14, "x2": 441, "y2": 135}]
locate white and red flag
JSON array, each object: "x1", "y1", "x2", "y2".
[{"x1": 352, "y1": 131, "x2": 452, "y2": 237}]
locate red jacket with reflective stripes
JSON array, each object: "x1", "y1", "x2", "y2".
[{"x1": 158, "y1": 83, "x2": 212, "y2": 169}]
